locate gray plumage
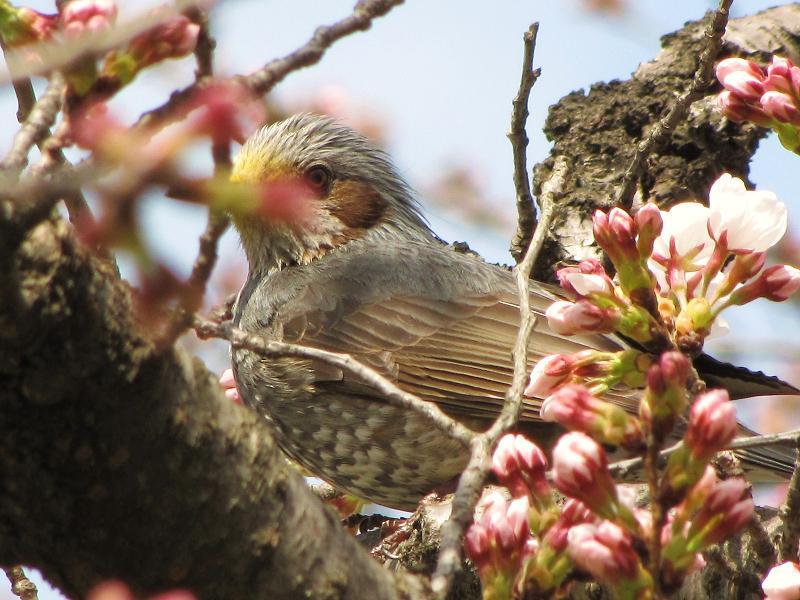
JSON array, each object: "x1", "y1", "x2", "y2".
[{"x1": 231, "y1": 114, "x2": 797, "y2": 510}]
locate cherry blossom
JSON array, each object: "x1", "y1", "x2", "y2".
[
  {"x1": 707, "y1": 173, "x2": 787, "y2": 253},
  {"x1": 763, "y1": 562, "x2": 800, "y2": 600}
]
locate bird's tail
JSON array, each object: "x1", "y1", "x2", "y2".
[
  {"x1": 694, "y1": 354, "x2": 799, "y2": 481},
  {"x1": 695, "y1": 353, "x2": 799, "y2": 399}
]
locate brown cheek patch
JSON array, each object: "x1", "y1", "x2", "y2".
[{"x1": 328, "y1": 179, "x2": 387, "y2": 230}]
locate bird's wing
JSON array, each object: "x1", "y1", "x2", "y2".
[{"x1": 272, "y1": 239, "x2": 631, "y2": 425}]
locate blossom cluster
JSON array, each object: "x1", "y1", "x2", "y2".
[
  {"x1": 544, "y1": 174, "x2": 798, "y2": 357},
  {"x1": 464, "y1": 427, "x2": 751, "y2": 598},
  {"x1": 716, "y1": 56, "x2": 800, "y2": 154},
  {"x1": 0, "y1": 0, "x2": 200, "y2": 96},
  {"x1": 462, "y1": 171, "x2": 800, "y2": 598}
]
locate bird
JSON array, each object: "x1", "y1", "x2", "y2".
[{"x1": 228, "y1": 113, "x2": 797, "y2": 511}]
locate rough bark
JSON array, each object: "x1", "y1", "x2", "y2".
[
  {"x1": 0, "y1": 217, "x2": 426, "y2": 599},
  {"x1": 531, "y1": 4, "x2": 800, "y2": 281}
]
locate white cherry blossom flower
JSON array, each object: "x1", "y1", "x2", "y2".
[
  {"x1": 650, "y1": 201, "x2": 714, "y2": 277},
  {"x1": 763, "y1": 561, "x2": 800, "y2": 600},
  {"x1": 708, "y1": 173, "x2": 787, "y2": 252}
]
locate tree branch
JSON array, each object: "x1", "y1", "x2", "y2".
[
  {"x1": 431, "y1": 157, "x2": 567, "y2": 598},
  {"x1": 193, "y1": 317, "x2": 475, "y2": 446},
  {"x1": 137, "y1": 0, "x2": 405, "y2": 130},
  {"x1": 531, "y1": 4, "x2": 800, "y2": 280},
  {"x1": 0, "y1": 218, "x2": 427, "y2": 600},
  {"x1": 507, "y1": 22, "x2": 541, "y2": 264},
  {"x1": 4, "y1": 566, "x2": 38, "y2": 600},
  {"x1": 157, "y1": 9, "x2": 231, "y2": 348},
  {"x1": 614, "y1": 0, "x2": 733, "y2": 211},
  {"x1": 0, "y1": 73, "x2": 64, "y2": 174}
]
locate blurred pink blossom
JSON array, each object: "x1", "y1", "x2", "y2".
[
  {"x1": 763, "y1": 561, "x2": 800, "y2": 600},
  {"x1": 61, "y1": 0, "x2": 118, "y2": 38}
]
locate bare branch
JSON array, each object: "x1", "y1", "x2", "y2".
[
  {"x1": 4, "y1": 566, "x2": 38, "y2": 600},
  {"x1": 508, "y1": 22, "x2": 541, "y2": 264},
  {"x1": 609, "y1": 428, "x2": 800, "y2": 479},
  {"x1": 0, "y1": 37, "x2": 37, "y2": 124},
  {"x1": 158, "y1": 213, "x2": 229, "y2": 347},
  {"x1": 614, "y1": 0, "x2": 733, "y2": 210},
  {"x1": 0, "y1": 73, "x2": 64, "y2": 174},
  {"x1": 431, "y1": 157, "x2": 568, "y2": 598},
  {"x1": 137, "y1": 0, "x2": 405, "y2": 130},
  {"x1": 187, "y1": 7, "x2": 215, "y2": 81},
  {"x1": 192, "y1": 316, "x2": 476, "y2": 447},
  {"x1": 157, "y1": 9, "x2": 231, "y2": 348}
]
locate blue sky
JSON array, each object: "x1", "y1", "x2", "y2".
[{"x1": 2, "y1": 1, "x2": 799, "y2": 597}]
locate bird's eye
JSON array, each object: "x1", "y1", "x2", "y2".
[{"x1": 306, "y1": 165, "x2": 333, "y2": 194}]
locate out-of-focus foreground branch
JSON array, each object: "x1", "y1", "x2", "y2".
[{"x1": 0, "y1": 218, "x2": 427, "y2": 599}]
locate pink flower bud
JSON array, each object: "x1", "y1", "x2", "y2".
[
  {"x1": 689, "y1": 478, "x2": 754, "y2": 547},
  {"x1": 593, "y1": 208, "x2": 639, "y2": 266},
  {"x1": 720, "y1": 69, "x2": 766, "y2": 102},
  {"x1": 567, "y1": 521, "x2": 642, "y2": 585},
  {"x1": 465, "y1": 491, "x2": 531, "y2": 579},
  {"x1": 765, "y1": 56, "x2": 800, "y2": 96},
  {"x1": 129, "y1": 13, "x2": 200, "y2": 67},
  {"x1": 718, "y1": 90, "x2": 773, "y2": 127},
  {"x1": 525, "y1": 354, "x2": 575, "y2": 398},
  {"x1": 556, "y1": 259, "x2": 614, "y2": 297},
  {"x1": 685, "y1": 389, "x2": 737, "y2": 459},
  {"x1": 731, "y1": 264, "x2": 800, "y2": 304},
  {"x1": 646, "y1": 351, "x2": 690, "y2": 396},
  {"x1": 545, "y1": 300, "x2": 619, "y2": 336},
  {"x1": 763, "y1": 561, "x2": 800, "y2": 600},
  {"x1": 716, "y1": 252, "x2": 766, "y2": 298},
  {"x1": 492, "y1": 434, "x2": 550, "y2": 502},
  {"x1": 762, "y1": 265, "x2": 800, "y2": 301},
  {"x1": 635, "y1": 202, "x2": 663, "y2": 258},
  {"x1": 61, "y1": 0, "x2": 117, "y2": 38},
  {"x1": 552, "y1": 432, "x2": 621, "y2": 519},
  {"x1": 761, "y1": 91, "x2": 800, "y2": 125},
  {"x1": 716, "y1": 57, "x2": 765, "y2": 84},
  {"x1": 543, "y1": 498, "x2": 596, "y2": 552},
  {"x1": 541, "y1": 384, "x2": 600, "y2": 427},
  {"x1": 541, "y1": 384, "x2": 642, "y2": 448},
  {"x1": 219, "y1": 368, "x2": 241, "y2": 404}
]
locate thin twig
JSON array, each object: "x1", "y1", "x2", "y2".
[
  {"x1": 159, "y1": 212, "x2": 229, "y2": 346},
  {"x1": 187, "y1": 7, "x2": 215, "y2": 80},
  {"x1": 508, "y1": 23, "x2": 541, "y2": 264},
  {"x1": 608, "y1": 428, "x2": 800, "y2": 479},
  {"x1": 614, "y1": 0, "x2": 733, "y2": 211},
  {"x1": 3, "y1": 566, "x2": 38, "y2": 600},
  {"x1": 192, "y1": 316, "x2": 476, "y2": 447},
  {"x1": 431, "y1": 157, "x2": 568, "y2": 598},
  {"x1": 156, "y1": 8, "x2": 231, "y2": 348},
  {"x1": 0, "y1": 37, "x2": 37, "y2": 124},
  {"x1": 645, "y1": 435, "x2": 665, "y2": 596},
  {"x1": 0, "y1": 0, "x2": 208, "y2": 84},
  {"x1": 779, "y1": 440, "x2": 800, "y2": 562},
  {"x1": 137, "y1": 0, "x2": 405, "y2": 130},
  {"x1": 0, "y1": 73, "x2": 65, "y2": 174}
]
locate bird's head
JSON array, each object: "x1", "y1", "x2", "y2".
[{"x1": 231, "y1": 114, "x2": 431, "y2": 274}]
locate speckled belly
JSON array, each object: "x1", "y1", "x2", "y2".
[{"x1": 265, "y1": 392, "x2": 468, "y2": 510}]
